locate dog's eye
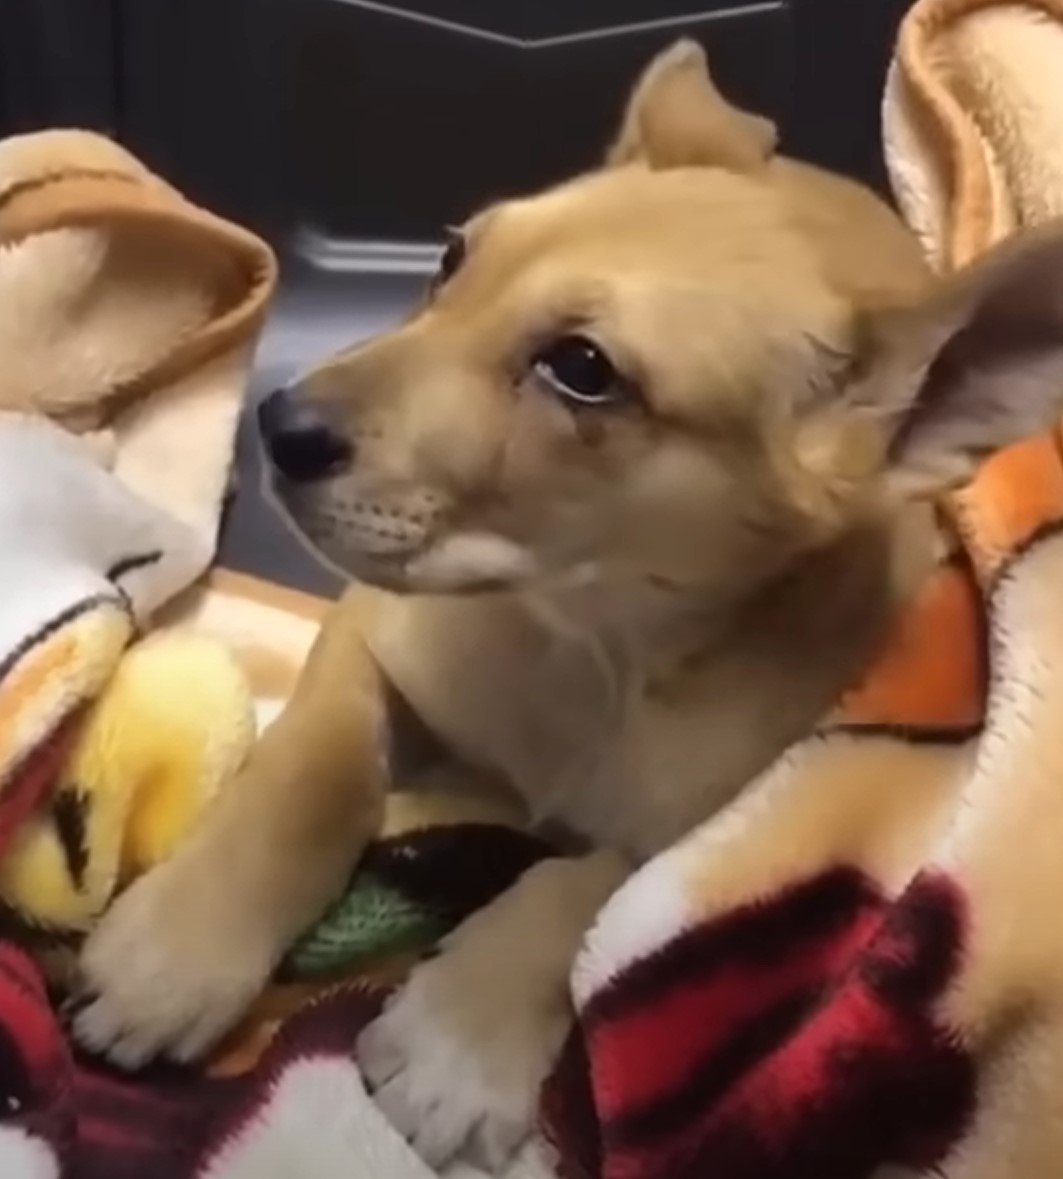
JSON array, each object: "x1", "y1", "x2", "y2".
[
  {"x1": 533, "y1": 336, "x2": 623, "y2": 407},
  {"x1": 434, "y1": 228, "x2": 466, "y2": 288}
]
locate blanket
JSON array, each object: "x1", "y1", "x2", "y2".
[
  {"x1": 0, "y1": 129, "x2": 276, "y2": 546},
  {"x1": 885, "y1": 0, "x2": 1063, "y2": 271}
]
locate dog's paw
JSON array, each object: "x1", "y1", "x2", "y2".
[
  {"x1": 357, "y1": 950, "x2": 570, "y2": 1170},
  {"x1": 72, "y1": 855, "x2": 274, "y2": 1069},
  {"x1": 356, "y1": 863, "x2": 584, "y2": 1170}
]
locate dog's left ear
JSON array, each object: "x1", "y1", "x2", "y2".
[
  {"x1": 606, "y1": 40, "x2": 777, "y2": 173},
  {"x1": 819, "y1": 221, "x2": 1063, "y2": 500}
]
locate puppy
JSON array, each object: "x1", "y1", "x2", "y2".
[{"x1": 73, "y1": 40, "x2": 1063, "y2": 1170}]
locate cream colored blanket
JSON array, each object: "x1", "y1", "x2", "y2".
[{"x1": 885, "y1": 0, "x2": 1063, "y2": 270}]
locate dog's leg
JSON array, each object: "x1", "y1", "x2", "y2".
[
  {"x1": 73, "y1": 587, "x2": 388, "y2": 1067},
  {"x1": 358, "y1": 849, "x2": 627, "y2": 1170}
]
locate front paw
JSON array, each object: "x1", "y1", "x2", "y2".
[
  {"x1": 72, "y1": 853, "x2": 275, "y2": 1069},
  {"x1": 358, "y1": 955, "x2": 570, "y2": 1170},
  {"x1": 356, "y1": 875, "x2": 578, "y2": 1170}
]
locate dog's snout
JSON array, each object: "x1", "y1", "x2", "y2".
[{"x1": 258, "y1": 388, "x2": 353, "y2": 483}]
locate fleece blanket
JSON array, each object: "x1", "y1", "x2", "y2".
[
  {"x1": 884, "y1": 0, "x2": 1063, "y2": 271},
  {"x1": 0, "y1": 129, "x2": 276, "y2": 546}
]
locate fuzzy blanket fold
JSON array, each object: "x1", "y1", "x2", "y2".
[
  {"x1": 0, "y1": 128, "x2": 276, "y2": 546},
  {"x1": 884, "y1": 0, "x2": 1063, "y2": 271}
]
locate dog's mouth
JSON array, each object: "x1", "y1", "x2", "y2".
[{"x1": 269, "y1": 477, "x2": 537, "y2": 594}]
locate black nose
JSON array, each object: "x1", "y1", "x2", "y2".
[{"x1": 257, "y1": 388, "x2": 353, "y2": 483}]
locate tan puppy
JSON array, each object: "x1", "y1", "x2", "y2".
[{"x1": 73, "y1": 41, "x2": 1063, "y2": 1169}]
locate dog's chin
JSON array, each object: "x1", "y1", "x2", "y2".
[
  {"x1": 305, "y1": 530, "x2": 540, "y2": 595},
  {"x1": 398, "y1": 532, "x2": 539, "y2": 594}
]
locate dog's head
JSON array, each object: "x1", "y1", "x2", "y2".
[{"x1": 262, "y1": 41, "x2": 1063, "y2": 599}]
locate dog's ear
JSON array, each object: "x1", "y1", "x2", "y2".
[
  {"x1": 606, "y1": 40, "x2": 777, "y2": 172},
  {"x1": 812, "y1": 222, "x2": 1063, "y2": 500}
]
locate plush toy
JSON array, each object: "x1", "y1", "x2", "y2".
[{"x1": 0, "y1": 631, "x2": 255, "y2": 948}]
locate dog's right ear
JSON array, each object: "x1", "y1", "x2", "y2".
[
  {"x1": 606, "y1": 40, "x2": 777, "y2": 173},
  {"x1": 795, "y1": 220, "x2": 1063, "y2": 505}
]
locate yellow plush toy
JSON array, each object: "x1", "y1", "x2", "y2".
[{"x1": 0, "y1": 632, "x2": 255, "y2": 944}]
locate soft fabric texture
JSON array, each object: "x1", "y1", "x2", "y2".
[
  {"x1": 0, "y1": 128, "x2": 276, "y2": 549},
  {"x1": 884, "y1": 0, "x2": 1063, "y2": 272}
]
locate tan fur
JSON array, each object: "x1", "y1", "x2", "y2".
[{"x1": 74, "y1": 40, "x2": 1063, "y2": 1167}]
